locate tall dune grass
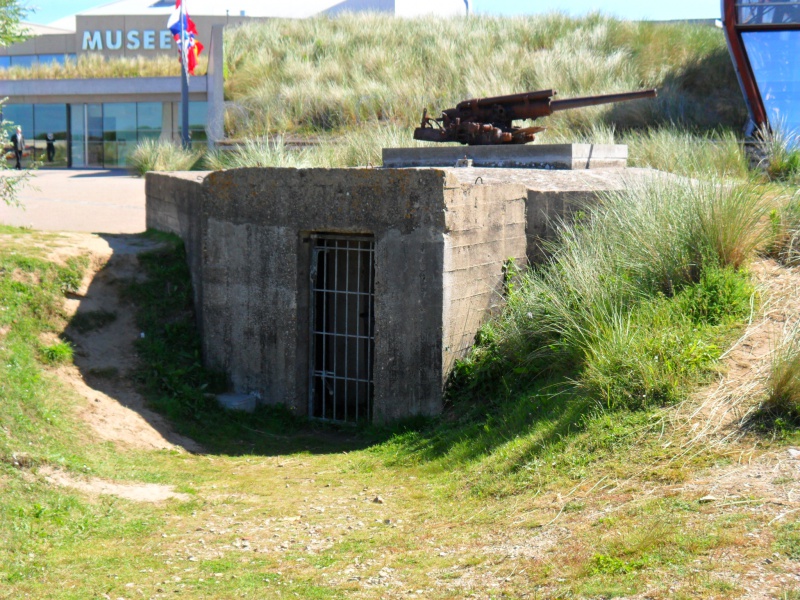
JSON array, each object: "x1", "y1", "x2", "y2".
[
  {"x1": 624, "y1": 129, "x2": 750, "y2": 180},
  {"x1": 223, "y1": 13, "x2": 745, "y2": 138},
  {"x1": 204, "y1": 137, "x2": 313, "y2": 169},
  {"x1": 127, "y1": 139, "x2": 203, "y2": 175},
  {"x1": 767, "y1": 322, "x2": 800, "y2": 422},
  {"x1": 203, "y1": 122, "x2": 435, "y2": 169},
  {"x1": 463, "y1": 177, "x2": 766, "y2": 409}
]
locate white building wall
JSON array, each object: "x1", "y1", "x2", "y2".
[
  {"x1": 49, "y1": 0, "x2": 466, "y2": 28},
  {"x1": 395, "y1": 0, "x2": 466, "y2": 16}
]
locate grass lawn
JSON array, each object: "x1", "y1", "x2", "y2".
[{"x1": 1, "y1": 224, "x2": 800, "y2": 599}]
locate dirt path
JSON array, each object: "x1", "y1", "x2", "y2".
[
  {"x1": 49, "y1": 232, "x2": 202, "y2": 454},
  {"x1": 40, "y1": 466, "x2": 190, "y2": 503}
]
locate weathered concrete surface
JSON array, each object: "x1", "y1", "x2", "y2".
[
  {"x1": 197, "y1": 168, "x2": 526, "y2": 422},
  {"x1": 443, "y1": 166, "x2": 660, "y2": 260},
  {"x1": 146, "y1": 168, "x2": 527, "y2": 422},
  {"x1": 145, "y1": 165, "x2": 659, "y2": 423},
  {"x1": 145, "y1": 172, "x2": 208, "y2": 339},
  {"x1": 441, "y1": 180, "x2": 527, "y2": 377},
  {"x1": 383, "y1": 144, "x2": 628, "y2": 170}
]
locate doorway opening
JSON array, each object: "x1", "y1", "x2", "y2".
[{"x1": 309, "y1": 234, "x2": 375, "y2": 423}]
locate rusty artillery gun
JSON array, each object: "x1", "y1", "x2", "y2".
[{"x1": 413, "y1": 88, "x2": 657, "y2": 145}]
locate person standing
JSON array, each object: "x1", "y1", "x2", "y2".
[
  {"x1": 46, "y1": 132, "x2": 55, "y2": 162},
  {"x1": 10, "y1": 126, "x2": 24, "y2": 170}
]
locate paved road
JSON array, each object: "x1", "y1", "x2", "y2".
[{"x1": 0, "y1": 169, "x2": 146, "y2": 233}]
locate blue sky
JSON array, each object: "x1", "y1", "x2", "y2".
[{"x1": 22, "y1": 0, "x2": 723, "y2": 25}]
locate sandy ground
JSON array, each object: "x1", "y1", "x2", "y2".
[
  {"x1": 50, "y1": 232, "x2": 201, "y2": 454},
  {"x1": 28, "y1": 232, "x2": 202, "y2": 503},
  {"x1": 40, "y1": 466, "x2": 190, "y2": 503}
]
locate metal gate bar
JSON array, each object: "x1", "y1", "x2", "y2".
[{"x1": 309, "y1": 234, "x2": 375, "y2": 422}]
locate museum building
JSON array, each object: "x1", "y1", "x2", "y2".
[{"x1": 1, "y1": 0, "x2": 468, "y2": 168}]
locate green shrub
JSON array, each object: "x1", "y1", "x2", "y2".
[
  {"x1": 127, "y1": 139, "x2": 204, "y2": 176},
  {"x1": 676, "y1": 266, "x2": 754, "y2": 326},
  {"x1": 580, "y1": 297, "x2": 721, "y2": 410},
  {"x1": 590, "y1": 553, "x2": 647, "y2": 575}
]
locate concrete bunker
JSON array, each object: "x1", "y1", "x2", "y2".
[{"x1": 146, "y1": 148, "x2": 650, "y2": 423}]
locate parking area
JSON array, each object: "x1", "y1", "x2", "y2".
[{"x1": 0, "y1": 169, "x2": 146, "y2": 233}]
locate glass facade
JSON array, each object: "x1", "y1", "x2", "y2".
[
  {"x1": 2, "y1": 103, "x2": 68, "y2": 168},
  {"x1": 741, "y1": 30, "x2": 800, "y2": 136},
  {"x1": 171, "y1": 101, "x2": 208, "y2": 146},
  {"x1": 0, "y1": 54, "x2": 76, "y2": 69},
  {"x1": 3, "y1": 100, "x2": 207, "y2": 168},
  {"x1": 137, "y1": 102, "x2": 162, "y2": 140},
  {"x1": 725, "y1": 0, "x2": 800, "y2": 139},
  {"x1": 738, "y1": 1, "x2": 800, "y2": 24}
]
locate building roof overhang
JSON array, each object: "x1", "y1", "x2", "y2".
[{"x1": 2, "y1": 75, "x2": 208, "y2": 105}]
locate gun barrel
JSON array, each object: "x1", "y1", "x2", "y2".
[
  {"x1": 550, "y1": 89, "x2": 657, "y2": 112},
  {"x1": 464, "y1": 89, "x2": 554, "y2": 109}
]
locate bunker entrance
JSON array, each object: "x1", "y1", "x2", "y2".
[{"x1": 309, "y1": 234, "x2": 375, "y2": 423}]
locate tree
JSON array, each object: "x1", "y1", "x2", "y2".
[
  {"x1": 0, "y1": 0, "x2": 28, "y2": 47},
  {"x1": 1, "y1": 0, "x2": 30, "y2": 207}
]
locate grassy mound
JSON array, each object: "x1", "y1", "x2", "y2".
[{"x1": 223, "y1": 13, "x2": 745, "y2": 137}]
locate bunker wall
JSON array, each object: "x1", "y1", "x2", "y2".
[
  {"x1": 441, "y1": 183, "x2": 528, "y2": 376},
  {"x1": 145, "y1": 172, "x2": 207, "y2": 336},
  {"x1": 144, "y1": 167, "x2": 563, "y2": 422},
  {"x1": 199, "y1": 168, "x2": 460, "y2": 420}
]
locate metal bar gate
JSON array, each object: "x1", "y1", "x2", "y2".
[{"x1": 309, "y1": 234, "x2": 375, "y2": 423}]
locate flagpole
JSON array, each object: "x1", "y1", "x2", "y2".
[{"x1": 180, "y1": 0, "x2": 190, "y2": 149}]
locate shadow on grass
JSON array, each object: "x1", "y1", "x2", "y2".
[
  {"x1": 61, "y1": 231, "x2": 386, "y2": 457},
  {"x1": 741, "y1": 408, "x2": 800, "y2": 446},
  {"x1": 78, "y1": 230, "x2": 600, "y2": 462},
  {"x1": 385, "y1": 378, "x2": 594, "y2": 466}
]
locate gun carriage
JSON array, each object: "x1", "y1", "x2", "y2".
[{"x1": 413, "y1": 88, "x2": 658, "y2": 146}]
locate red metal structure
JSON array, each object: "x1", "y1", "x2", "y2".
[{"x1": 722, "y1": 0, "x2": 800, "y2": 136}]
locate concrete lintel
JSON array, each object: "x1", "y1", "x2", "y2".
[
  {"x1": 4, "y1": 75, "x2": 208, "y2": 105},
  {"x1": 382, "y1": 144, "x2": 628, "y2": 170}
]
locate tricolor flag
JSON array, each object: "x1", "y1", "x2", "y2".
[{"x1": 167, "y1": 0, "x2": 204, "y2": 75}]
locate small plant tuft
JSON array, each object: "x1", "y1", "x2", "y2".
[
  {"x1": 774, "y1": 521, "x2": 800, "y2": 560},
  {"x1": 40, "y1": 340, "x2": 73, "y2": 365},
  {"x1": 127, "y1": 139, "x2": 204, "y2": 176},
  {"x1": 755, "y1": 123, "x2": 800, "y2": 182}
]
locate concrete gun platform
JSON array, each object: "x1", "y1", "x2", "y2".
[{"x1": 383, "y1": 143, "x2": 628, "y2": 170}]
